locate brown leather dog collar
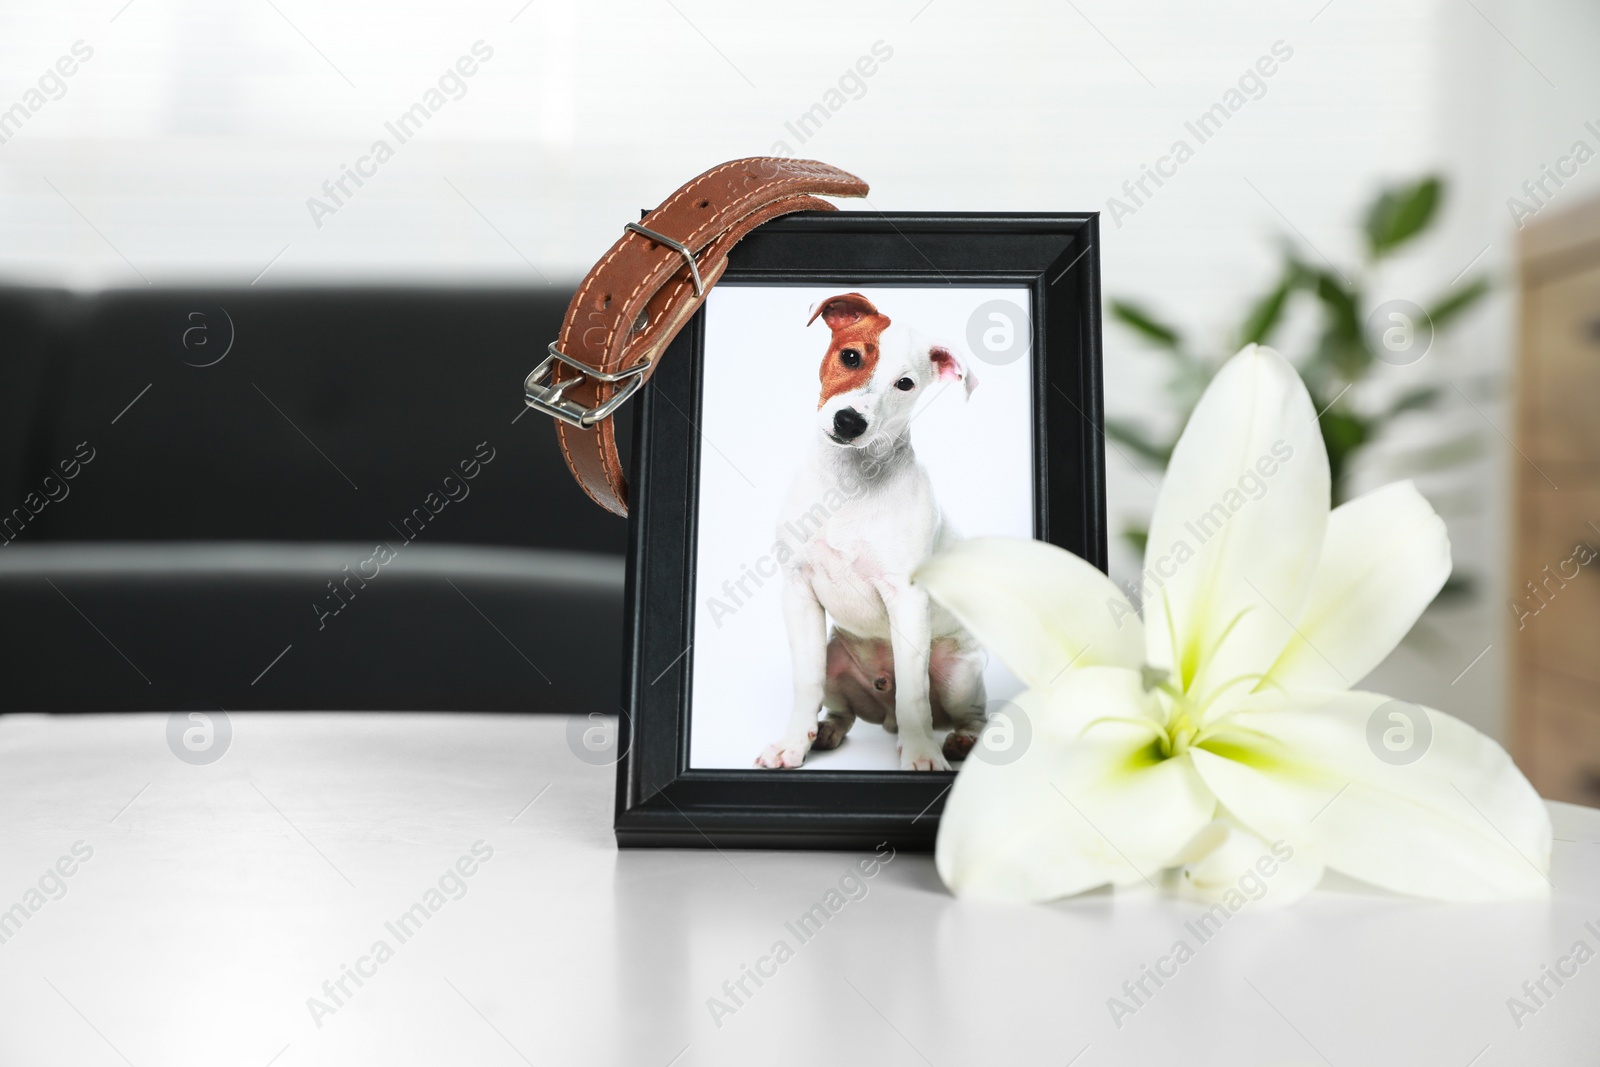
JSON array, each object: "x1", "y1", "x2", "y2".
[{"x1": 525, "y1": 157, "x2": 869, "y2": 516}]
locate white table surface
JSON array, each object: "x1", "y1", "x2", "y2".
[{"x1": 2, "y1": 712, "x2": 1597, "y2": 1067}]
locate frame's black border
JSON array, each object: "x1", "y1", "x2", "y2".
[{"x1": 615, "y1": 211, "x2": 1104, "y2": 850}]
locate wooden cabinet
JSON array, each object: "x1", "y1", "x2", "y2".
[{"x1": 1513, "y1": 199, "x2": 1600, "y2": 806}]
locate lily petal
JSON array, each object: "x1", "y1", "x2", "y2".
[
  {"x1": 1189, "y1": 691, "x2": 1551, "y2": 901},
  {"x1": 1141, "y1": 345, "x2": 1330, "y2": 704},
  {"x1": 915, "y1": 537, "x2": 1144, "y2": 688},
  {"x1": 1260, "y1": 481, "x2": 1450, "y2": 694},
  {"x1": 937, "y1": 667, "x2": 1214, "y2": 901},
  {"x1": 1176, "y1": 814, "x2": 1325, "y2": 909}
]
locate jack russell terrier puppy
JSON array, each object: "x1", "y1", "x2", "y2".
[{"x1": 756, "y1": 292, "x2": 988, "y2": 772}]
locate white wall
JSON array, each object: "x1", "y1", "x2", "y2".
[
  {"x1": 0, "y1": 0, "x2": 1457, "y2": 289},
  {"x1": 5, "y1": 0, "x2": 1597, "y2": 737}
]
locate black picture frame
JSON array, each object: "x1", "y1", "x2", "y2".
[{"x1": 615, "y1": 211, "x2": 1104, "y2": 850}]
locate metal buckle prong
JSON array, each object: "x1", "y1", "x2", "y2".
[
  {"x1": 524, "y1": 342, "x2": 651, "y2": 429},
  {"x1": 624, "y1": 221, "x2": 704, "y2": 298}
]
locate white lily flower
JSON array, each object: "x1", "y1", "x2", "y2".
[{"x1": 915, "y1": 344, "x2": 1550, "y2": 904}]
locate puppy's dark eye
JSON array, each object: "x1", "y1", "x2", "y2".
[
  {"x1": 895, "y1": 377, "x2": 915, "y2": 391},
  {"x1": 839, "y1": 348, "x2": 862, "y2": 368}
]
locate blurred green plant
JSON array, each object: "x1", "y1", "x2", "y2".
[{"x1": 1108, "y1": 175, "x2": 1491, "y2": 598}]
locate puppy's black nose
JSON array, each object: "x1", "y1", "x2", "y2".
[{"x1": 833, "y1": 408, "x2": 868, "y2": 440}]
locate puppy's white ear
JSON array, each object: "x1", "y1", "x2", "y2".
[{"x1": 930, "y1": 346, "x2": 978, "y2": 399}]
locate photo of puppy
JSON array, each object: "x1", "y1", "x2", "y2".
[
  {"x1": 756, "y1": 293, "x2": 987, "y2": 771},
  {"x1": 687, "y1": 285, "x2": 1034, "y2": 773}
]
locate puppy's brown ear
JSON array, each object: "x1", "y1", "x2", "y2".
[{"x1": 807, "y1": 292, "x2": 880, "y2": 329}]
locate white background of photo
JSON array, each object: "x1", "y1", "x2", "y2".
[{"x1": 688, "y1": 285, "x2": 1032, "y2": 770}]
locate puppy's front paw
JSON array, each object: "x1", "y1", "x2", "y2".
[
  {"x1": 898, "y1": 739, "x2": 951, "y2": 772},
  {"x1": 756, "y1": 732, "x2": 815, "y2": 769}
]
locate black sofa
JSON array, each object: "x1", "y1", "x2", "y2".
[{"x1": 0, "y1": 285, "x2": 628, "y2": 712}]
